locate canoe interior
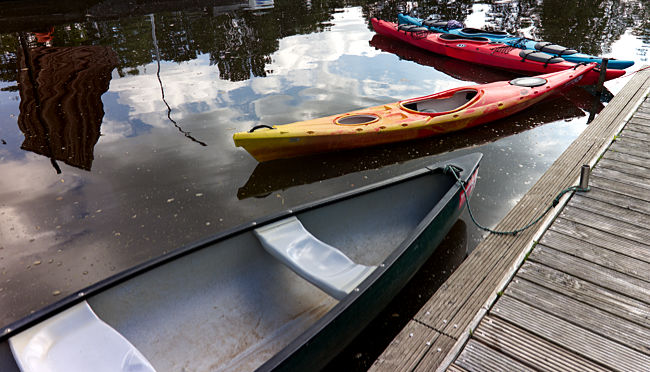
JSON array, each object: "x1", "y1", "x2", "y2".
[
  {"x1": 402, "y1": 89, "x2": 478, "y2": 114},
  {"x1": 85, "y1": 171, "x2": 456, "y2": 372}
]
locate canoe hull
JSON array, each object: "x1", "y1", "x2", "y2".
[
  {"x1": 234, "y1": 62, "x2": 595, "y2": 162},
  {"x1": 1, "y1": 153, "x2": 482, "y2": 372},
  {"x1": 372, "y1": 19, "x2": 624, "y2": 84},
  {"x1": 260, "y1": 153, "x2": 482, "y2": 371},
  {"x1": 397, "y1": 14, "x2": 634, "y2": 70}
]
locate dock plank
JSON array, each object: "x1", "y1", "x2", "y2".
[
  {"x1": 373, "y1": 68, "x2": 650, "y2": 371},
  {"x1": 492, "y1": 296, "x2": 650, "y2": 371},
  {"x1": 414, "y1": 333, "x2": 457, "y2": 372},
  {"x1": 597, "y1": 158, "x2": 650, "y2": 180},
  {"x1": 590, "y1": 174, "x2": 650, "y2": 203},
  {"x1": 453, "y1": 339, "x2": 535, "y2": 372},
  {"x1": 446, "y1": 364, "x2": 469, "y2": 372},
  {"x1": 528, "y1": 245, "x2": 650, "y2": 304},
  {"x1": 583, "y1": 185, "x2": 650, "y2": 215},
  {"x1": 517, "y1": 261, "x2": 650, "y2": 328},
  {"x1": 473, "y1": 315, "x2": 610, "y2": 372},
  {"x1": 603, "y1": 149, "x2": 650, "y2": 170},
  {"x1": 609, "y1": 138, "x2": 650, "y2": 159},
  {"x1": 569, "y1": 193, "x2": 650, "y2": 231},
  {"x1": 621, "y1": 128, "x2": 650, "y2": 142},
  {"x1": 559, "y1": 205, "x2": 650, "y2": 247},
  {"x1": 549, "y1": 217, "x2": 650, "y2": 263},
  {"x1": 505, "y1": 278, "x2": 650, "y2": 354},
  {"x1": 540, "y1": 228, "x2": 650, "y2": 281},
  {"x1": 369, "y1": 321, "x2": 440, "y2": 372},
  {"x1": 626, "y1": 122, "x2": 650, "y2": 134},
  {"x1": 591, "y1": 167, "x2": 650, "y2": 192}
]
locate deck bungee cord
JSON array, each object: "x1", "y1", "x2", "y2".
[{"x1": 444, "y1": 164, "x2": 590, "y2": 236}]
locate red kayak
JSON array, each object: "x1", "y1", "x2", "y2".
[{"x1": 371, "y1": 18, "x2": 625, "y2": 85}]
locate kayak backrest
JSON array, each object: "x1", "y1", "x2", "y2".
[
  {"x1": 403, "y1": 89, "x2": 478, "y2": 114},
  {"x1": 519, "y1": 50, "x2": 565, "y2": 64},
  {"x1": 534, "y1": 41, "x2": 578, "y2": 56},
  {"x1": 254, "y1": 216, "x2": 376, "y2": 300},
  {"x1": 439, "y1": 33, "x2": 490, "y2": 43}
]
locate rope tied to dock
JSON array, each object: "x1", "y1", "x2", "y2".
[{"x1": 444, "y1": 165, "x2": 590, "y2": 236}]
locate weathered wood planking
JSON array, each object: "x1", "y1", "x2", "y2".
[
  {"x1": 621, "y1": 128, "x2": 650, "y2": 142},
  {"x1": 627, "y1": 122, "x2": 650, "y2": 134},
  {"x1": 505, "y1": 278, "x2": 650, "y2": 354},
  {"x1": 603, "y1": 149, "x2": 650, "y2": 169},
  {"x1": 446, "y1": 364, "x2": 469, "y2": 372},
  {"x1": 569, "y1": 193, "x2": 650, "y2": 231},
  {"x1": 584, "y1": 185, "x2": 650, "y2": 215},
  {"x1": 517, "y1": 261, "x2": 650, "y2": 328},
  {"x1": 453, "y1": 339, "x2": 535, "y2": 372},
  {"x1": 414, "y1": 333, "x2": 457, "y2": 372},
  {"x1": 558, "y1": 205, "x2": 650, "y2": 246},
  {"x1": 529, "y1": 245, "x2": 650, "y2": 304},
  {"x1": 609, "y1": 138, "x2": 650, "y2": 159},
  {"x1": 491, "y1": 296, "x2": 650, "y2": 370},
  {"x1": 371, "y1": 321, "x2": 440, "y2": 372},
  {"x1": 597, "y1": 157, "x2": 650, "y2": 180},
  {"x1": 591, "y1": 167, "x2": 650, "y2": 193},
  {"x1": 539, "y1": 229, "x2": 650, "y2": 280},
  {"x1": 548, "y1": 217, "x2": 650, "y2": 263},
  {"x1": 370, "y1": 68, "x2": 650, "y2": 372},
  {"x1": 472, "y1": 315, "x2": 610, "y2": 372}
]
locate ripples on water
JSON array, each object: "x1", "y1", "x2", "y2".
[{"x1": 0, "y1": 0, "x2": 648, "y2": 367}]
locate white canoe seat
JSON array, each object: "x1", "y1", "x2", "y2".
[
  {"x1": 10, "y1": 301, "x2": 156, "y2": 372},
  {"x1": 254, "y1": 216, "x2": 376, "y2": 300}
]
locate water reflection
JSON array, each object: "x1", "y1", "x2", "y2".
[
  {"x1": 16, "y1": 36, "x2": 118, "y2": 171},
  {"x1": 238, "y1": 35, "x2": 600, "y2": 199},
  {"x1": 0, "y1": 0, "x2": 648, "y2": 350}
]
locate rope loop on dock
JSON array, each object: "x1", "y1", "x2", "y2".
[{"x1": 444, "y1": 164, "x2": 590, "y2": 236}]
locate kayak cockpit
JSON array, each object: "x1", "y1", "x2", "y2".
[
  {"x1": 438, "y1": 33, "x2": 491, "y2": 43},
  {"x1": 400, "y1": 89, "x2": 479, "y2": 114}
]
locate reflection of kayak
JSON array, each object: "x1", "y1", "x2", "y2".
[
  {"x1": 372, "y1": 19, "x2": 625, "y2": 85},
  {"x1": 369, "y1": 34, "x2": 518, "y2": 84},
  {"x1": 397, "y1": 14, "x2": 635, "y2": 70},
  {"x1": 237, "y1": 91, "x2": 586, "y2": 199},
  {"x1": 4, "y1": 153, "x2": 481, "y2": 372},
  {"x1": 233, "y1": 63, "x2": 596, "y2": 162}
]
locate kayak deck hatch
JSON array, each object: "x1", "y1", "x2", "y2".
[
  {"x1": 402, "y1": 89, "x2": 478, "y2": 113},
  {"x1": 254, "y1": 216, "x2": 376, "y2": 300}
]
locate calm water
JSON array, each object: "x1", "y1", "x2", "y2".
[{"x1": 0, "y1": 0, "x2": 648, "y2": 368}]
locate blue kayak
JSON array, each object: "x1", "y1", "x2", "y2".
[{"x1": 398, "y1": 14, "x2": 634, "y2": 70}]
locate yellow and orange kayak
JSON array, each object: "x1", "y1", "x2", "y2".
[{"x1": 233, "y1": 63, "x2": 596, "y2": 162}]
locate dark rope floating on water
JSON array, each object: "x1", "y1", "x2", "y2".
[{"x1": 444, "y1": 164, "x2": 589, "y2": 236}]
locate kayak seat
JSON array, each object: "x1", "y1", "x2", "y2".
[
  {"x1": 403, "y1": 89, "x2": 478, "y2": 114},
  {"x1": 254, "y1": 216, "x2": 376, "y2": 300},
  {"x1": 519, "y1": 50, "x2": 565, "y2": 64}
]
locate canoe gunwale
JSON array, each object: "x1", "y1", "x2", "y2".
[
  {"x1": 256, "y1": 152, "x2": 482, "y2": 371},
  {"x1": 0, "y1": 153, "x2": 481, "y2": 347}
]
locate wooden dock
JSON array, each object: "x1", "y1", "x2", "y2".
[{"x1": 370, "y1": 67, "x2": 650, "y2": 372}]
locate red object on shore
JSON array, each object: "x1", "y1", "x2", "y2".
[{"x1": 371, "y1": 18, "x2": 624, "y2": 85}]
